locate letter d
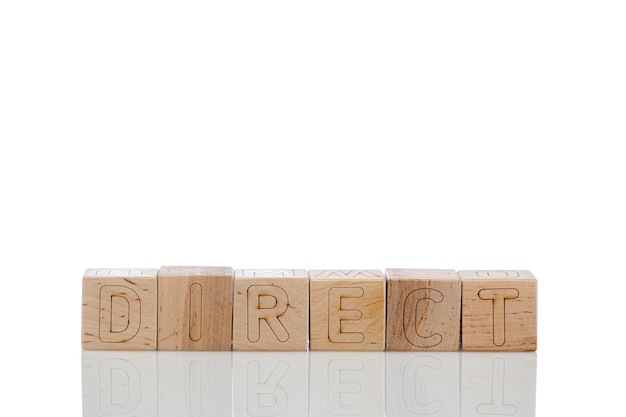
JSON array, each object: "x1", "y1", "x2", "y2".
[{"x1": 99, "y1": 285, "x2": 141, "y2": 343}]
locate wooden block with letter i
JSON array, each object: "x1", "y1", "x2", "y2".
[
  {"x1": 386, "y1": 269, "x2": 461, "y2": 351},
  {"x1": 309, "y1": 270, "x2": 386, "y2": 351},
  {"x1": 158, "y1": 266, "x2": 233, "y2": 350},
  {"x1": 82, "y1": 268, "x2": 158, "y2": 350},
  {"x1": 460, "y1": 270, "x2": 537, "y2": 351},
  {"x1": 233, "y1": 269, "x2": 309, "y2": 351}
]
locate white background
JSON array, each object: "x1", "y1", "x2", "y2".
[{"x1": 1, "y1": 1, "x2": 624, "y2": 415}]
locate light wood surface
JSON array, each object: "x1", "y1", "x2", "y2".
[
  {"x1": 82, "y1": 268, "x2": 158, "y2": 350},
  {"x1": 309, "y1": 269, "x2": 385, "y2": 351},
  {"x1": 233, "y1": 269, "x2": 309, "y2": 351},
  {"x1": 386, "y1": 269, "x2": 461, "y2": 351},
  {"x1": 158, "y1": 266, "x2": 233, "y2": 350},
  {"x1": 460, "y1": 270, "x2": 537, "y2": 351}
]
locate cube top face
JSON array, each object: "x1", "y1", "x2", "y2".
[
  {"x1": 235, "y1": 269, "x2": 308, "y2": 278},
  {"x1": 309, "y1": 269, "x2": 384, "y2": 280},
  {"x1": 233, "y1": 270, "x2": 309, "y2": 351},
  {"x1": 386, "y1": 268, "x2": 458, "y2": 280},
  {"x1": 84, "y1": 268, "x2": 159, "y2": 278},
  {"x1": 158, "y1": 266, "x2": 233, "y2": 351},
  {"x1": 82, "y1": 268, "x2": 157, "y2": 350},
  {"x1": 385, "y1": 269, "x2": 461, "y2": 351},
  {"x1": 461, "y1": 270, "x2": 537, "y2": 351},
  {"x1": 458, "y1": 270, "x2": 535, "y2": 280},
  {"x1": 309, "y1": 269, "x2": 386, "y2": 351},
  {"x1": 159, "y1": 266, "x2": 233, "y2": 277}
]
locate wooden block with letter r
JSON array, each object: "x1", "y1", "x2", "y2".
[
  {"x1": 233, "y1": 269, "x2": 309, "y2": 351},
  {"x1": 460, "y1": 270, "x2": 537, "y2": 351},
  {"x1": 309, "y1": 270, "x2": 386, "y2": 351},
  {"x1": 82, "y1": 268, "x2": 158, "y2": 350},
  {"x1": 158, "y1": 266, "x2": 233, "y2": 350},
  {"x1": 386, "y1": 269, "x2": 461, "y2": 351}
]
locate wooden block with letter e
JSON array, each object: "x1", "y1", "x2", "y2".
[
  {"x1": 385, "y1": 269, "x2": 461, "y2": 351},
  {"x1": 460, "y1": 270, "x2": 537, "y2": 351},
  {"x1": 309, "y1": 270, "x2": 386, "y2": 351},
  {"x1": 82, "y1": 268, "x2": 158, "y2": 350},
  {"x1": 233, "y1": 269, "x2": 309, "y2": 351},
  {"x1": 158, "y1": 266, "x2": 233, "y2": 350}
]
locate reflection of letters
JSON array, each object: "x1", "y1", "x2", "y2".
[
  {"x1": 82, "y1": 351, "x2": 537, "y2": 417},
  {"x1": 99, "y1": 286, "x2": 141, "y2": 343},
  {"x1": 477, "y1": 358, "x2": 517, "y2": 415},
  {"x1": 247, "y1": 286, "x2": 289, "y2": 342},
  {"x1": 402, "y1": 356, "x2": 443, "y2": 415},
  {"x1": 158, "y1": 351, "x2": 232, "y2": 417},
  {"x1": 246, "y1": 360, "x2": 289, "y2": 416},
  {"x1": 329, "y1": 288, "x2": 365, "y2": 343},
  {"x1": 99, "y1": 359, "x2": 141, "y2": 415},
  {"x1": 403, "y1": 289, "x2": 444, "y2": 348},
  {"x1": 189, "y1": 361, "x2": 202, "y2": 417},
  {"x1": 328, "y1": 360, "x2": 365, "y2": 415},
  {"x1": 460, "y1": 352, "x2": 536, "y2": 417},
  {"x1": 386, "y1": 352, "x2": 459, "y2": 417},
  {"x1": 478, "y1": 289, "x2": 519, "y2": 346}
]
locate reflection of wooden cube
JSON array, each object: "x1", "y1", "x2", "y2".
[
  {"x1": 461, "y1": 352, "x2": 537, "y2": 415},
  {"x1": 82, "y1": 268, "x2": 158, "y2": 350},
  {"x1": 309, "y1": 351, "x2": 385, "y2": 417},
  {"x1": 233, "y1": 352, "x2": 309, "y2": 416},
  {"x1": 233, "y1": 269, "x2": 309, "y2": 351},
  {"x1": 386, "y1": 269, "x2": 461, "y2": 351},
  {"x1": 309, "y1": 270, "x2": 386, "y2": 351},
  {"x1": 460, "y1": 270, "x2": 537, "y2": 351},
  {"x1": 158, "y1": 266, "x2": 233, "y2": 350}
]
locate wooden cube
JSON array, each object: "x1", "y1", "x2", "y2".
[
  {"x1": 82, "y1": 268, "x2": 158, "y2": 350},
  {"x1": 386, "y1": 269, "x2": 461, "y2": 351},
  {"x1": 460, "y1": 270, "x2": 537, "y2": 351},
  {"x1": 233, "y1": 269, "x2": 309, "y2": 351},
  {"x1": 158, "y1": 266, "x2": 233, "y2": 350},
  {"x1": 309, "y1": 270, "x2": 386, "y2": 351}
]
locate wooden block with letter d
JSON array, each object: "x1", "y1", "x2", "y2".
[
  {"x1": 460, "y1": 270, "x2": 537, "y2": 351},
  {"x1": 82, "y1": 268, "x2": 158, "y2": 350},
  {"x1": 233, "y1": 269, "x2": 309, "y2": 351},
  {"x1": 385, "y1": 269, "x2": 461, "y2": 351},
  {"x1": 158, "y1": 266, "x2": 233, "y2": 350},
  {"x1": 309, "y1": 270, "x2": 386, "y2": 351}
]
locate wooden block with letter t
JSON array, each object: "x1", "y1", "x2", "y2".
[
  {"x1": 158, "y1": 266, "x2": 233, "y2": 350},
  {"x1": 309, "y1": 270, "x2": 386, "y2": 351},
  {"x1": 460, "y1": 270, "x2": 537, "y2": 351},
  {"x1": 233, "y1": 269, "x2": 309, "y2": 351},
  {"x1": 385, "y1": 269, "x2": 461, "y2": 351},
  {"x1": 82, "y1": 268, "x2": 158, "y2": 350}
]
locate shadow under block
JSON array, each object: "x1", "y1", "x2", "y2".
[
  {"x1": 309, "y1": 270, "x2": 386, "y2": 351},
  {"x1": 385, "y1": 269, "x2": 461, "y2": 351},
  {"x1": 460, "y1": 270, "x2": 537, "y2": 351},
  {"x1": 233, "y1": 269, "x2": 309, "y2": 351},
  {"x1": 158, "y1": 266, "x2": 233, "y2": 351},
  {"x1": 82, "y1": 268, "x2": 158, "y2": 350}
]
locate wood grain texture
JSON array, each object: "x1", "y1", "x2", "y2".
[
  {"x1": 386, "y1": 269, "x2": 461, "y2": 351},
  {"x1": 158, "y1": 266, "x2": 233, "y2": 351},
  {"x1": 233, "y1": 269, "x2": 309, "y2": 351},
  {"x1": 460, "y1": 270, "x2": 537, "y2": 351},
  {"x1": 309, "y1": 270, "x2": 385, "y2": 351},
  {"x1": 82, "y1": 268, "x2": 158, "y2": 350}
]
